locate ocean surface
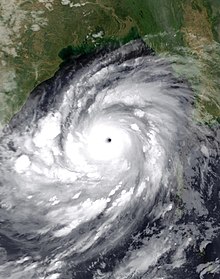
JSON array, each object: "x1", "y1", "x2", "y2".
[{"x1": 0, "y1": 40, "x2": 219, "y2": 279}]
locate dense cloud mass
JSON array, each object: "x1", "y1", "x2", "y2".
[{"x1": 0, "y1": 40, "x2": 219, "y2": 279}]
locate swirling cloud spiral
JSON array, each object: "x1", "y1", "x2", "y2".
[{"x1": 0, "y1": 40, "x2": 219, "y2": 279}]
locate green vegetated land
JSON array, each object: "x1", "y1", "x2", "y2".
[{"x1": 1, "y1": 0, "x2": 220, "y2": 124}]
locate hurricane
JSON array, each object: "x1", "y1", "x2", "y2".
[{"x1": 0, "y1": 40, "x2": 219, "y2": 279}]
